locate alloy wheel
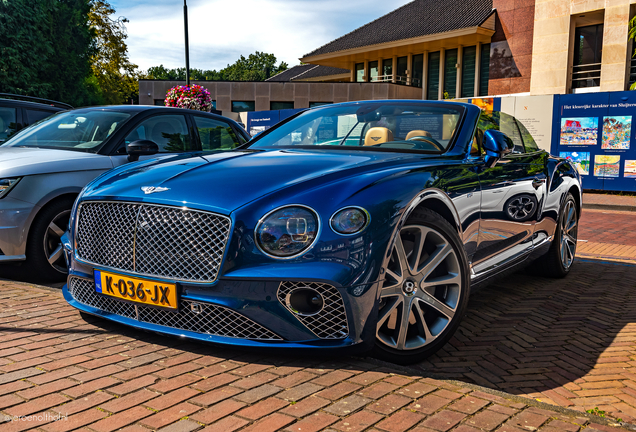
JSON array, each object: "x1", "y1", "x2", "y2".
[
  {"x1": 507, "y1": 196, "x2": 535, "y2": 220},
  {"x1": 377, "y1": 225, "x2": 463, "y2": 351},
  {"x1": 43, "y1": 209, "x2": 71, "y2": 274},
  {"x1": 560, "y1": 200, "x2": 577, "y2": 269}
]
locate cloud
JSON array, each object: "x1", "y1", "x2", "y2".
[{"x1": 111, "y1": 0, "x2": 412, "y2": 71}]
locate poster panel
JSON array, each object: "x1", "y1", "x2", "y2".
[
  {"x1": 552, "y1": 91, "x2": 636, "y2": 191},
  {"x1": 246, "y1": 111, "x2": 280, "y2": 136}
]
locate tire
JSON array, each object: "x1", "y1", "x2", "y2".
[
  {"x1": 530, "y1": 193, "x2": 578, "y2": 278},
  {"x1": 372, "y1": 208, "x2": 470, "y2": 365},
  {"x1": 24, "y1": 198, "x2": 74, "y2": 282}
]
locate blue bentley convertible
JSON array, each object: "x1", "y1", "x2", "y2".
[{"x1": 62, "y1": 101, "x2": 581, "y2": 364}]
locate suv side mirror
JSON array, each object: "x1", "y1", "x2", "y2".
[
  {"x1": 127, "y1": 140, "x2": 158, "y2": 162},
  {"x1": 482, "y1": 129, "x2": 514, "y2": 168}
]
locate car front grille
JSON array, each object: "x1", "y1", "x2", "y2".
[
  {"x1": 68, "y1": 277, "x2": 282, "y2": 341},
  {"x1": 75, "y1": 201, "x2": 231, "y2": 283},
  {"x1": 277, "y1": 281, "x2": 349, "y2": 339}
]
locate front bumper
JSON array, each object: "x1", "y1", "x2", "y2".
[{"x1": 64, "y1": 266, "x2": 379, "y2": 352}]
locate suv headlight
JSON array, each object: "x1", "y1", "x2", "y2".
[
  {"x1": 255, "y1": 206, "x2": 319, "y2": 258},
  {"x1": 0, "y1": 178, "x2": 21, "y2": 199},
  {"x1": 330, "y1": 207, "x2": 369, "y2": 235}
]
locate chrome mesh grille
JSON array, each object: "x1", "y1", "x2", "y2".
[
  {"x1": 69, "y1": 277, "x2": 282, "y2": 341},
  {"x1": 277, "y1": 281, "x2": 349, "y2": 339},
  {"x1": 75, "y1": 202, "x2": 231, "y2": 283}
]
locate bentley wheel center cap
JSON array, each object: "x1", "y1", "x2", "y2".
[{"x1": 403, "y1": 280, "x2": 417, "y2": 296}]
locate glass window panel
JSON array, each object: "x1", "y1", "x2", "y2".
[
  {"x1": 412, "y1": 54, "x2": 424, "y2": 88},
  {"x1": 382, "y1": 59, "x2": 393, "y2": 77},
  {"x1": 194, "y1": 116, "x2": 241, "y2": 151},
  {"x1": 153, "y1": 99, "x2": 165, "y2": 106},
  {"x1": 355, "y1": 63, "x2": 365, "y2": 82},
  {"x1": 427, "y1": 51, "x2": 441, "y2": 100},
  {"x1": 270, "y1": 102, "x2": 294, "y2": 110},
  {"x1": 26, "y1": 109, "x2": 53, "y2": 125},
  {"x1": 368, "y1": 61, "x2": 379, "y2": 81},
  {"x1": 444, "y1": 49, "x2": 458, "y2": 99},
  {"x1": 0, "y1": 107, "x2": 17, "y2": 142},
  {"x1": 125, "y1": 114, "x2": 194, "y2": 153},
  {"x1": 232, "y1": 101, "x2": 255, "y2": 112},
  {"x1": 479, "y1": 43, "x2": 491, "y2": 96},
  {"x1": 461, "y1": 46, "x2": 477, "y2": 98},
  {"x1": 572, "y1": 24, "x2": 603, "y2": 89},
  {"x1": 397, "y1": 56, "x2": 408, "y2": 78}
]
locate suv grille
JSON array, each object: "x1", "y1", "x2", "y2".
[
  {"x1": 75, "y1": 201, "x2": 231, "y2": 283},
  {"x1": 69, "y1": 277, "x2": 282, "y2": 341},
  {"x1": 277, "y1": 281, "x2": 349, "y2": 339}
]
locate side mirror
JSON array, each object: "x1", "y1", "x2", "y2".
[
  {"x1": 482, "y1": 129, "x2": 514, "y2": 168},
  {"x1": 127, "y1": 140, "x2": 158, "y2": 162}
]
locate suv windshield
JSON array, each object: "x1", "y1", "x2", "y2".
[
  {"x1": 248, "y1": 103, "x2": 463, "y2": 153},
  {"x1": 2, "y1": 110, "x2": 131, "y2": 153}
]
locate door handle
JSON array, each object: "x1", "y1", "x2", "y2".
[{"x1": 532, "y1": 178, "x2": 546, "y2": 189}]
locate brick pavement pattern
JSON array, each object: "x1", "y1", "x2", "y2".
[
  {"x1": 0, "y1": 209, "x2": 633, "y2": 431},
  {"x1": 577, "y1": 210, "x2": 636, "y2": 263}
]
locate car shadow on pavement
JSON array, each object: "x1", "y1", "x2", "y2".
[{"x1": 414, "y1": 258, "x2": 636, "y2": 418}]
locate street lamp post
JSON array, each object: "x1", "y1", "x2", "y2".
[{"x1": 184, "y1": 0, "x2": 190, "y2": 86}]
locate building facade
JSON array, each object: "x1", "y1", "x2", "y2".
[{"x1": 140, "y1": 0, "x2": 636, "y2": 112}]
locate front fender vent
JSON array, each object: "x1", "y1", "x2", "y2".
[{"x1": 277, "y1": 281, "x2": 349, "y2": 339}]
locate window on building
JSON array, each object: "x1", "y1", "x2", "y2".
[
  {"x1": 397, "y1": 56, "x2": 408, "y2": 83},
  {"x1": 270, "y1": 102, "x2": 295, "y2": 110},
  {"x1": 427, "y1": 51, "x2": 441, "y2": 100},
  {"x1": 479, "y1": 43, "x2": 491, "y2": 96},
  {"x1": 572, "y1": 24, "x2": 604, "y2": 89},
  {"x1": 412, "y1": 54, "x2": 424, "y2": 88},
  {"x1": 232, "y1": 101, "x2": 255, "y2": 112},
  {"x1": 154, "y1": 99, "x2": 165, "y2": 106},
  {"x1": 355, "y1": 63, "x2": 365, "y2": 82},
  {"x1": 382, "y1": 59, "x2": 393, "y2": 77},
  {"x1": 461, "y1": 46, "x2": 477, "y2": 98},
  {"x1": 194, "y1": 116, "x2": 242, "y2": 151},
  {"x1": 309, "y1": 102, "x2": 332, "y2": 108},
  {"x1": 368, "y1": 61, "x2": 379, "y2": 82},
  {"x1": 444, "y1": 49, "x2": 458, "y2": 99},
  {"x1": 630, "y1": 58, "x2": 636, "y2": 88}
]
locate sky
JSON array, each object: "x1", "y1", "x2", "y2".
[{"x1": 109, "y1": 0, "x2": 413, "y2": 72}]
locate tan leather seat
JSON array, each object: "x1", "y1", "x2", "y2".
[
  {"x1": 364, "y1": 127, "x2": 394, "y2": 146},
  {"x1": 405, "y1": 130, "x2": 432, "y2": 140}
]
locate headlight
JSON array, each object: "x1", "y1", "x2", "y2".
[
  {"x1": 330, "y1": 207, "x2": 369, "y2": 235},
  {"x1": 255, "y1": 206, "x2": 319, "y2": 258},
  {"x1": 0, "y1": 178, "x2": 21, "y2": 199}
]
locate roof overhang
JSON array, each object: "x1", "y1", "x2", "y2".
[
  {"x1": 300, "y1": 25, "x2": 495, "y2": 69},
  {"x1": 294, "y1": 73, "x2": 351, "y2": 82}
]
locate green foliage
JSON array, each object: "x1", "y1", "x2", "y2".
[
  {"x1": 0, "y1": 0, "x2": 97, "y2": 106},
  {"x1": 147, "y1": 52, "x2": 288, "y2": 82},
  {"x1": 88, "y1": 0, "x2": 139, "y2": 104},
  {"x1": 586, "y1": 407, "x2": 606, "y2": 417}
]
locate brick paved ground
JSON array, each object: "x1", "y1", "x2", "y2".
[
  {"x1": 583, "y1": 194, "x2": 636, "y2": 212},
  {"x1": 0, "y1": 209, "x2": 633, "y2": 431},
  {"x1": 577, "y1": 209, "x2": 636, "y2": 263}
]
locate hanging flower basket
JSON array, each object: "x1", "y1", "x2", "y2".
[{"x1": 164, "y1": 84, "x2": 212, "y2": 111}]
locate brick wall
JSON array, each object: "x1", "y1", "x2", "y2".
[{"x1": 488, "y1": 0, "x2": 536, "y2": 95}]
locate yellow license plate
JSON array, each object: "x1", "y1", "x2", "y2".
[{"x1": 94, "y1": 269, "x2": 178, "y2": 310}]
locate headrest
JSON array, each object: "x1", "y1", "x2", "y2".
[
  {"x1": 365, "y1": 127, "x2": 394, "y2": 146},
  {"x1": 405, "y1": 130, "x2": 432, "y2": 140}
]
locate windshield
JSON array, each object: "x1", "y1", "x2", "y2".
[
  {"x1": 248, "y1": 103, "x2": 463, "y2": 153},
  {"x1": 2, "y1": 110, "x2": 131, "y2": 153}
]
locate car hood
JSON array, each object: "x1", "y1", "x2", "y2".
[
  {"x1": 0, "y1": 147, "x2": 112, "y2": 177},
  {"x1": 82, "y1": 149, "x2": 422, "y2": 214}
]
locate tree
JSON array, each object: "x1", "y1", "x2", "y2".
[
  {"x1": 88, "y1": 0, "x2": 139, "y2": 104},
  {"x1": 0, "y1": 0, "x2": 96, "y2": 106},
  {"x1": 146, "y1": 52, "x2": 288, "y2": 82}
]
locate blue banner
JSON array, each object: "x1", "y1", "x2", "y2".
[{"x1": 552, "y1": 91, "x2": 636, "y2": 192}]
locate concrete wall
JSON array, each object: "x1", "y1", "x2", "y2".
[
  {"x1": 139, "y1": 80, "x2": 424, "y2": 115},
  {"x1": 531, "y1": 0, "x2": 636, "y2": 95}
]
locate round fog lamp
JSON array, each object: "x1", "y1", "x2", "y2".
[{"x1": 330, "y1": 207, "x2": 369, "y2": 235}]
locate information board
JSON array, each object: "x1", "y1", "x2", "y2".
[{"x1": 551, "y1": 91, "x2": 636, "y2": 191}]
